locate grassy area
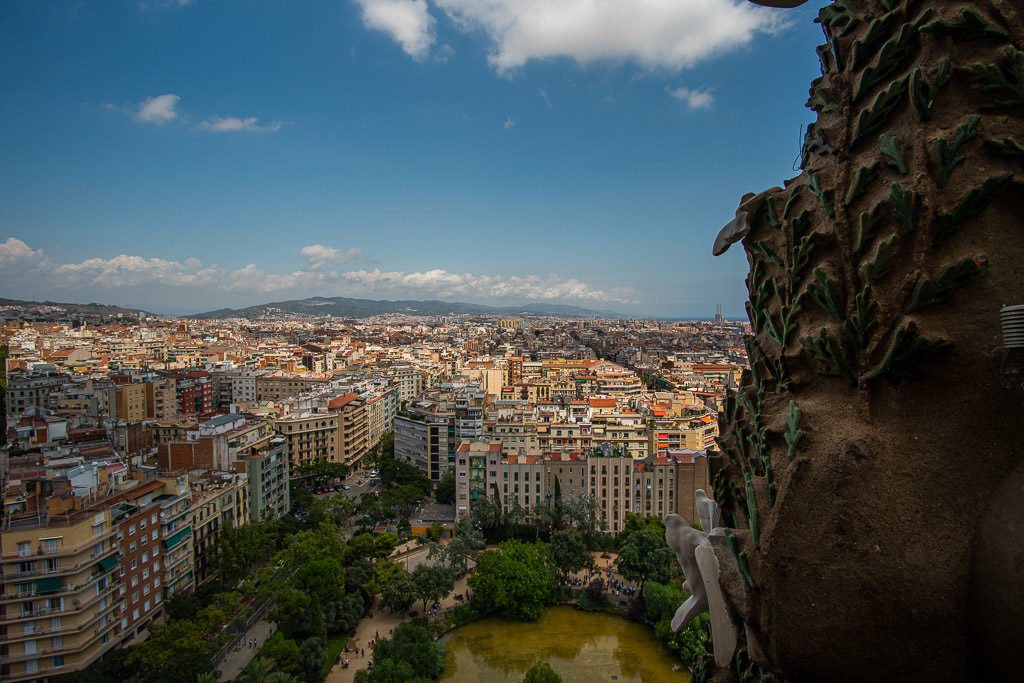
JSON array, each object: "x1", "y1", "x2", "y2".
[{"x1": 322, "y1": 633, "x2": 351, "y2": 679}]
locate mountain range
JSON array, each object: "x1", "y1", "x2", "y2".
[
  {"x1": 0, "y1": 297, "x2": 156, "y2": 318},
  {"x1": 190, "y1": 296, "x2": 620, "y2": 320}
]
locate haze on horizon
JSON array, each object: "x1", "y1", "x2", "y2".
[{"x1": 0, "y1": 0, "x2": 828, "y2": 319}]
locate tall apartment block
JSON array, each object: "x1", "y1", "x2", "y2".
[{"x1": 0, "y1": 472, "x2": 191, "y2": 681}]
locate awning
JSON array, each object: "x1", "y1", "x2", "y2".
[
  {"x1": 97, "y1": 554, "x2": 118, "y2": 573},
  {"x1": 163, "y1": 528, "x2": 191, "y2": 550},
  {"x1": 36, "y1": 576, "x2": 62, "y2": 594}
]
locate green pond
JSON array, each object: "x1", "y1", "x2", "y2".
[{"x1": 438, "y1": 606, "x2": 691, "y2": 682}]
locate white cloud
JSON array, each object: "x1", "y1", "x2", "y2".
[
  {"x1": 503, "y1": 117, "x2": 516, "y2": 130},
  {"x1": 666, "y1": 85, "x2": 714, "y2": 110},
  {"x1": 195, "y1": 116, "x2": 283, "y2": 132},
  {"x1": 135, "y1": 94, "x2": 180, "y2": 124},
  {"x1": 0, "y1": 237, "x2": 44, "y2": 264},
  {"x1": 0, "y1": 240, "x2": 632, "y2": 307},
  {"x1": 300, "y1": 244, "x2": 364, "y2": 265},
  {"x1": 339, "y1": 268, "x2": 631, "y2": 303},
  {"x1": 355, "y1": 0, "x2": 436, "y2": 59},
  {"x1": 433, "y1": 0, "x2": 780, "y2": 72}
]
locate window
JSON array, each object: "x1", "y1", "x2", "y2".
[
  {"x1": 128, "y1": 525, "x2": 135, "y2": 536},
  {"x1": 51, "y1": 636, "x2": 63, "y2": 650},
  {"x1": 46, "y1": 558, "x2": 60, "y2": 573},
  {"x1": 130, "y1": 559, "x2": 137, "y2": 570},
  {"x1": 129, "y1": 542, "x2": 136, "y2": 553},
  {"x1": 151, "y1": 514, "x2": 158, "y2": 525},
  {"x1": 132, "y1": 592, "x2": 139, "y2": 604},
  {"x1": 152, "y1": 531, "x2": 158, "y2": 541},
  {"x1": 131, "y1": 576, "x2": 139, "y2": 587},
  {"x1": 140, "y1": 535, "x2": 147, "y2": 546},
  {"x1": 50, "y1": 616, "x2": 62, "y2": 631},
  {"x1": 142, "y1": 552, "x2": 149, "y2": 563},
  {"x1": 44, "y1": 538, "x2": 60, "y2": 554},
  {"x1": 139, "y1": 519, "x2": 146, "y2": 529}
]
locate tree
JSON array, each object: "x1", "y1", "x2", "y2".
[
  {"x1": 412, "y1": 564, "x2": 455, "y2": 614},
  {"x1": 548, "y1": 528, "x2": 592, "y2": 580},
  {"x1": 371, "y1": 622, "x2": 445, "y2": 679},
  {"x1": 294, "y1": 460, "x2": 349, "y2": 488},
  {"x1": 469, "y1": 540, "x2": 558, "y2": 621},
  {"x1": 381, "y1": 571, "x2": 416, "y2": 614},
  {"x1": 126, "y1": 619, "x2": 217, "y2": 683},
  {"x1": 296, "y1": 636, "x2": 327, "y2": 682},
  {"x1": 429, "y1": 519, "x2": 483, "y2": 574},
  {"x1": 435, "y1": 469, "x2": 455, "y2": 504},
  {"x1": 260, "y1": 632, "x2": 301, "y2": 675},
  {"x1": 294, "y1": 557, "x2": 344, "y2": 603},
  {"x1": 524, "y1": 661, "x2": 563, "y2": 683},
  {"x1": 324, "y1": 591, "x2": 365, "y2": 635},
  {"x1": 235, "y1": 656, "x2": 278, "y2": 683},
  {"x1": 616, "y1": 528, "x2": 674, "y2": 599}
]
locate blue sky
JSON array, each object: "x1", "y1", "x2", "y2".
[{"x1": 0, "y1": 0, "x2": 828, "y2": 318}]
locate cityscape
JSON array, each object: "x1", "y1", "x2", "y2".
[
  {"x1": 4, "y1": 1, "x2": 1023, "y2": 682},
  {"x1": 2, "y1": 306, "x2": 746, "y2": 681}
]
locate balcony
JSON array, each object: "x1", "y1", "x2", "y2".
[
  {"x1": 2, "y1": 530, "x2": 117, "y2": 563},
  {"x1": 1, "y1": 581, "x2": 119, "y2": 625}
]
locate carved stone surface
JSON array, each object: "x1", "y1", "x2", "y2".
[
  {"x1": 695, "y1": 488, "x2": 724, "y2": 533},
  {"x1": 706, "y1": 1, "x2": 1024, "y2": 680}
]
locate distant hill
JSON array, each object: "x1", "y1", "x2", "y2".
[
  {"x1": 189, "y1": 296, "x2": 619, "y2": 320},
  {"x1": 0, "y1": 297, "x2": 157, "y2": 319}
]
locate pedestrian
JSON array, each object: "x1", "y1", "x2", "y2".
[
  {"x1": 362, "y1": 648, "x2": 365, "y2": 657},
  {"x1": 376, "y1": 630, "x2": 379, "y2": 639}
]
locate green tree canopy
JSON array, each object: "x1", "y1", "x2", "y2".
[
  {"x1": 381, "y1": 571, "x2": 416, "y2": 614},
  {"x1": 548, "y1": 528, "x2": 592, "y2": 579},
  {"x1": 412, "y1": 563, "x2": 455, "y2": 614},
  {"x1": 469, "y1": 540, "x2": 558, "y2": 621},
  {"x1": 434, "y1": 469, "x2": 455, "y2": 504},
  {"x1": 524, "y1": 661, "x2": 563, "y2": 683},
  {"x1": 615, "y1": 528, "x2": 674, "y2": 598},
  {"x1": 370, "y1": 622, "x2": 445, "y2": 680}
]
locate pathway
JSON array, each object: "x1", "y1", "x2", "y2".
[
  {"x1": 215, "y1": 618, "x2": 277, "y2": 681},
  {"x1": 324, "y1": 544, "x2": 469, "y2": 683}
]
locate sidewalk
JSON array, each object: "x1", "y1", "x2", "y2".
[
  {"x1": 325, "y1": 549, "x2": 470, "y2": 683},
  {"x1": 216, "y1": 618, "x2": 277, "y2": 681}
]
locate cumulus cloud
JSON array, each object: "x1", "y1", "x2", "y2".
[
  {"x1": 135, "y1": 94, "x2": 180, "y2": 124},
  {"x1": 339, "y1": 268, "x2": 631, "y2": 303},
  {"x1": 299, "y1": 244, "x2": 364, "y2": 265},
  {"x1": 0, "y1": 237, "x2": 44, "y2": 263},
  {"x1": 0, "y1": 239, "x2": 631, "y2": 306},
  {"x1": 355, "y1": 0, "x2": 436, "y2": 59},
  {"x1": 195, "y1": 116, "x2": 283, "y2": 132},
  {"x1": 427, "y1": 0, "x2": 780, "y2": 73},
  {"x1": 666, "y1": 85, "x2": 714, "y2": 110}
]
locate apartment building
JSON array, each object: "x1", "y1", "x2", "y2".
[
  {"x1": 271, "y1": 411, "x2": 340, "y2": 467},
  {"x1": 394, "y1": 400, "x2": 457, "y2": 481},
  {"x1": 501, "y1": 453, "x2": 547, "y2": 514},
  {"x1": 453, "y1": 440, "x2": 501, "y2": 518},
  {"x1": 0, "y1": 473, "x2": 188, "y2": 681},
  {"x1": 6, "y1": 371, "x2": 70, "y2": 417},
  {"x1": 244, "y1": 438, "x2": 290, "y2": 522},
  {"x1": 189, "y1": 474, "x2": 248, "y2": 584},
  {"x1": 144, "y1": 377, "x2": 177, "y2": 421},
  {"x1": 632, "y1": 451, "x2": 710, "y2": 523},
  {"x1": 449, "y1": 440, "x2": 709, "y2": 534},
  {"x1": 255, "y1": 375, "x2": 330, "y2": 402},
  {"x1": 153, "y1": 476, "x2": 195, "y2": 602},
  {"x1": 108, "y1": 382, "x2": 147, "y2": 422}
]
